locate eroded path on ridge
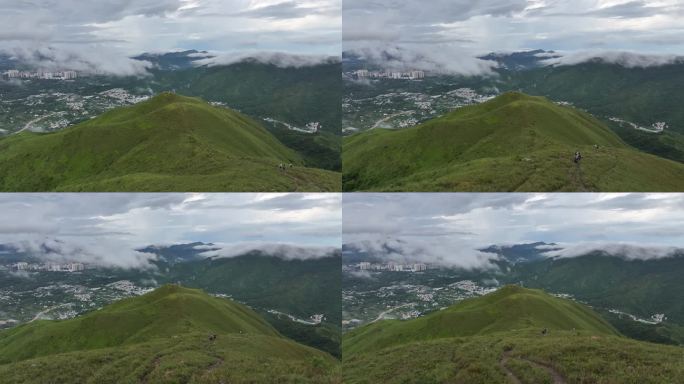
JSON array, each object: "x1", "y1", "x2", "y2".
[
  {"x1": 499, "y1": 352, "x2": 522, "y2": 384},
  {"x1": 500, "y1": 351, "x2": 567, "y2": 384}
]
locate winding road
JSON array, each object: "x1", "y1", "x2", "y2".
[{"x1": 15, "y1": 112, "x2": 60, "y2": 134}]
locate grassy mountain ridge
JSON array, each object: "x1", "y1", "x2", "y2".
[
  {"x1": 0, "y1": 285, "x2": 278, "y2": 363},
  {"x1": 0, "y1": 93, "x2": 340, "y2": 192},
  {"x1": 343, "y1": 330, "x2": 684, "y2": 384},
  {"x1": 343, "y1": 92, "x2": 684, "y2": 191},
  {"x1": 163, "y1": 253, "x2": 343, "y2": 357},
  {"x1": 343, "y1": 286, "x2": 618, "y2": 356},
  {"x1": 499, "y1": 62, "x2": 684, "y2": 164},
  {"x1": 164, "y1": 252, "x2": 342, "y2": 325},
  {"x1": 343, "y1": 286, "x2": 684, "y2": 383},
  {"x1": 0, "y1": 285, "x2": 339, "y2": 383},
  {"x1": 504, "y1": 62, "x2": 684, "y2": 134}
]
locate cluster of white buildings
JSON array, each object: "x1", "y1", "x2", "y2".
[
  {"x1": 304, "y1": 122, "x2": 322, "y2": 133},
  {"x1": 608, "y1": 117, "x2": 668, "y2": 133},
  {"x1": 608, "y1": 308, "x2": 667, "y2": 325},
  {"x1": 447, "y1": 280, "x2": 497, "y2": 296},
  {"x1": 13, "y1": 262, "x2": 86, "y2": 272},
  {"x1": 3, "y1": 70, "x2": 78, "y2": 80},
  {"x1": 358, "y1": 261, "x2": 429, "y2": 272},
  {"x1": 354, "y1": 69, "x2": 425, "y2": 80}
]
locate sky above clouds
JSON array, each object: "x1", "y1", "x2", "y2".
[
  {"x1": 0, "y1": 0, "x2": 341, "y2": 74},
  {"x1": 0, "y1": 193, "x2": 341, "y2": 269},
  {"x1": 343, "y1": 193, "x2": 684, "y2": 269},
  {"x1": 343, "y1": 0, "x2": 684, "y2": 73}
]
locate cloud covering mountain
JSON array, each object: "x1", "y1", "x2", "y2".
[{"x1": 195, "y1": 242, "x2": 339, "y2": 260}]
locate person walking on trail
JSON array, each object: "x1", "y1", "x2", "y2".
[{"x1": 574, "y1": 151, "x2": 582, "y2": 164}]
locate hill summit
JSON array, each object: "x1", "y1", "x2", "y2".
[
  {"x1": 0, "y1": 93, "x2": 340, "y2": 192},
  {"x1": 0, "y1": 285, "x2": 339, "y2": 383},
  {"x1": 343, "y1": 92, "x2": 684, "y2": 191}
]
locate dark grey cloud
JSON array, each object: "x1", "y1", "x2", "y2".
[{"x1": 236, "y1": 1, "x2": 316, "y2": 19}]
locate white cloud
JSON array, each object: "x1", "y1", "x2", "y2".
[
  {"x1": 347, "y1": 44, "x2": 499, "y2": 75},
  {"x1": 196, "y1": 242, "x2": 338, "y2": 260},
  {"x1": 194, "y1": 51, "x2": 340, "y2": 68},
  {"x1": 346, "y1": 237, "x2": 501, "y2": 270},
  {"x1": 542, "y1": 50, "x2": 684, "y2": 68},
  {"x1": 7, "y1": 237, "x2": 157, "y2": 269},
  {"x1": 542, "y1": 242, "x2": 683, "y2": 260},
  {"x1": 3, "y1": 45, "x2": 154, "y2": 76}
]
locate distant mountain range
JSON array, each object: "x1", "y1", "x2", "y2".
[
  {"x1": 133, "y1": 50, "x2": 213, "y2": 70},
  {"x1": 343, "y1": 92, "x2": 684, "y2": 191},
  {"x1": 0, "y1": 93, "x2": 340, "y2": 192},
  {"x1": 343, "y1": 286, "x2": 684, "y2": 383},
  {"x1": 0, "y1": 285, "x2": 339, "y2": 383},
  {"x1": 478, "y1": 49, "x2": 561, "y2": 70}
]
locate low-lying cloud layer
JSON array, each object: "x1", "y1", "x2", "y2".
[
  {"x1": 194, "y1": 51, "x2": 340, "y2": 68},
  {"x1": 347, "y1": 45, "x2": 499, "y2": 76},
  {"x1": 541, "y1": 242, "x2": 683, "y2": 260},
  {"x1": 344, "y1": 193, "x2": 684, "y2": 269},
  {"x1": 0, "y1": 193, "x2": 341, "y2": 269},
  {"x1": 347, "y1": 237, "x2": 501, "y2": 270},
  {"x1": 6, "y1": 237, "x2": 156, "y2": 269},
  {"x1": 4, "y1": 46, "x2": 154, "y2": 76},
  {"x1": 542, "y1": 51, "x2": 684, "y2": 68},
  {"x1": 195, "y1": 242, "x2": 339, "y2": 260}
]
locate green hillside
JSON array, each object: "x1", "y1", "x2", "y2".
[
  {"x1": 151, "y1": 61, "x2": 342, "y2": 134},
  {"x1": 500, "y1": 62, "x2": 684, "y2": 164},
  {"x1": 343, "y1": 286, "x2": 618, "y2": 356},
  {"x1": 343, "y1": 286, "x2": 684, "y2": 383},
  {"x1": 0, "y1": 93, "x2": 340, "y2": 192},
  {"x1": 343, "y1": 92, "x2": 684, "y2": 192},
  {"x1": 165, "y1": 253, "x2": 342, "y2": 324},
  {"x1": 504, "y1": 253, "x2": 684, "y2": 345},
  {"x1": 344, "y1": 330, "x2": 684, "y2": 384},
  {"x1": 0, "y1": 285, "x2": 339, "y2": 383},
  {"x1": 163, "y1": 253, "x2": 342, "y2": 358}
]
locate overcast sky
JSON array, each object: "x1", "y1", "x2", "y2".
[
  {"x1": 343, "y1": 193, "x2": 684, "y2": 269},
  {"x1": 344, "y1": 0, "x2": 684, "y2": 73},
  {"x1": 0, "y1": 193, "x2": 341, "y2": 269},
  {"x1": 0, "y1": 0, "x2": 340, "y2": 74}
]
